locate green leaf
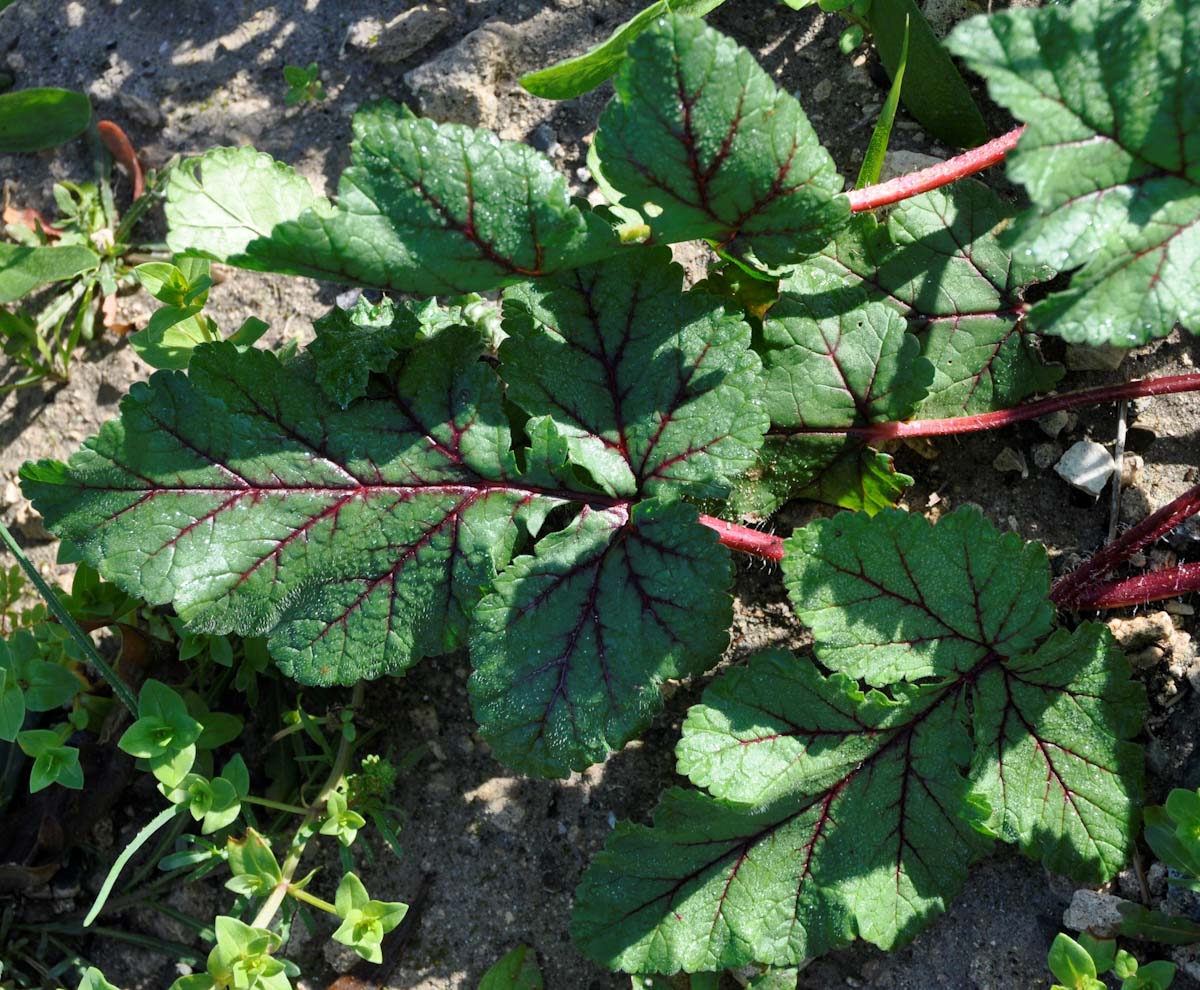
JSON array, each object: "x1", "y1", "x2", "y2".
[
  {"x1": 166, "y1": 102, "x2": 618, "y2": 296},
  {"x1": 947, "y1": 0, "x2": 1200, "y2": 346},
  {"x1": 23, "y1": 259, "x2": 760, "y2": 773},
  {"x1": 478, "y1": 945, "x2": 544, "y2": 990},
  {"x1": 130, "y1": 307, "x2": 213, "y2": 370},
  {"x1": 779, "y1": 181, "x2": 1061, "y2": 419},
  {"x1": 855, "y1": 15, "x2": 908, "y2": 190},
  {"x1": 1049, "y1": 933, "x2": 1098, "y2": 988},
  {"x1": 595, "y1": 15, "x2": 848, "y2": 267},
  {"x1": 0, "y1": 244, "x2": 99, "y2": 303},
  {"x1": 499, "y1": 247, "x2": 767, "y2": 499},
  {"x1": 75, "y1": 968, "x2": 120, "y2": 990},
  {"x1": 0, "y1": 87, "x2": 90, "y2": 152},
  {"x1": 576, "y1": 508, "x2": 1145, "y2": 973},
  {"x1": 969, "y1": 625, "x2": 1145, "y2": 881},
  {"x1": 0, "y1": 664, "x2": 26, "y2": 741},
  {"x1": 866, "y1": 0, "x2": 987, "y2": 148},
  {"x1": 470, "y1": 498, "x2": 732, "y2": 777},
  {"x1": 1079, "y1": 934, "x2": 1117, "y2": 975},
  {"x1": 1118, "y1": 902, "x2": 1200, "y2": 945},
  {"x1": 308, "y1": 296, "x2": 423, "y2": 409},
  {"x1": 783, "y1": 507, "x2": 1053, "y2": 685}
]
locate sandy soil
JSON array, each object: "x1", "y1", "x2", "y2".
[{"x1": 1, "y1": 2, "x2": 1197, "y2": 988}]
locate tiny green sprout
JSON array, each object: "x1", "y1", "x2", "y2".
[
  {"x1": 226, "y1": 828, "x2": 283, "y2": 898},
  {"x1": 479, "y1": 944, "x2": 544, "y2": 989},
  {"x1": 1048, "y1": 933, "x2": 1175, "y2": 990},
  {"x1": 348, "y1": 753, "x2": 399, "y2": 804},
  {"x1": 117, "y1": 678, "x2": 203, "y2": 787},
  {"x1": 170, "y1": 915, "x2": 293, "y2": 990},
  {"x1": 0, "y1": 627, "x2": 84, "y2": 740},
  {"x1": 332, "y1": 872, "x2": 408, "y2": 964},
  {"x1": 319, "y1": 790, "x2": 366, "y2": 847},
  {"x1": 283, "y1": 63, "x2": 325, "y2": 105},
  {"x1": 18, "y1": 727, "x2": 83, "y2": 792},
  {"x1": 1048, "y1": 933, "x2": 1104, "y2": 990},
  {"x1": 61, "y1": 968, "x2": 119, "y2": 990},
  {"x1": 1145, "y1": 788, "x2": 1200, "y2": 891},
  {"x1": 165, "y1": 755, "x2": 248, "y2": 834}
]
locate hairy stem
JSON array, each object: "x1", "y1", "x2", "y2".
[
  {"x1": 846, "y1": 126, "x2": 1025, "y2": 212},
  {"x1": 699, "y1": 514, "x2": 784, "y2": 561},
  {"x1": 778, "y1": 373, "x2": 1200, "y2": 443},
  {"x1": 1064, "y1": 563, "x2": 1200, "y2": 610},
  {"x1": 1052, "y1": 482, "x2": 1200, "y2": 606}
]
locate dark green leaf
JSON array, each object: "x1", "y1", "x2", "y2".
[
  {"x1": 784, "y1": 507, "x2": 1053, "y2": 684},
  {"x1": 470, "y1": 499, "x2": 732, "y2": 777},
  {"x1": 855, "y1": 15, "x2": 909, "y2": 190},
  {"x1": 867, "y1": 0, "x2": 987, "y2": 148},
  {"x1": 0, "y1": 87, "x2": 90, "y2": 152},
  {"x1": 500, "y1": 246, "x2": 767, "y2": 499},
  {"x1": 0, "y1": 244, "x2": 99, "y2": 303},
  {"x1": 595, "y1": 15, "x2": 849, "y2": 267},
  {"x1": 308, "y1": 297, "x2": 422, "y2": 408},
  {"x1": 947, "y1": 0, "x2": 1200, "y2": 346},
  {"x1": 166, "y1": 102, "x2": 618, "y2": 296},
  {"x1": 778, "y1": 182, "x2": 1061, "y2": 419}
]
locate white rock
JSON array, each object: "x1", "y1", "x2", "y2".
[
  {"x1": 1062, "y1": 889, "x2": 1129, "y2": 936},
  {"x1": 1054, "y1": 440, "x2": 1115, "y2": 497},
  {"x1": 404, "y1": 20, "x2": 519, "y2": 128}
]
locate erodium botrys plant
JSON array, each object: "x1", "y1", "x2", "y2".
[{"x1": 12, "y1": 0, "x2": 1200, "y2": 976}]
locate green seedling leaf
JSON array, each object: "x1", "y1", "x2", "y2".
[
  {"x1": 226, "y1": 828, "x2": 283, "y2": 897},
  {"x1": 0, "y1": 87, "x2": 91, "y2": 152},
  {"x1": 0, "y1": 665, "x2": 25, "y2": 740},
  {"x1": 855, "y1": 16, "x2": 908, "y2": 190},
  {"x1": 867, "y1": 0, "x2": 987, "y2": 148},
  {"x1": 199, "y1": 915, "x2": 291, "y2": 990},
  {"x1": 22, "y1": 248, "x2": 764, "y2": 775},
  {"x1": 948, "y1": 0, "x2": 1200, "y2": 346},
  {"x1": 1079, "y1": 934, "x2": 1117, "y2": 975},
  {"x1": 73, "y1": 968, "x2": 120, "y2": 990},
  {"x1": 130, "y1": 307, "x2": 214, "y2": 370},
  {"x1": 1118, "y1": 902, "x2": 1200, "y2": 945},
  {"x1": 1048, "y1": 933, "x2": 1099, "y2": 989},
  {"x1": 19, "y1": 728, "x2": 84, "y2": 792},
  {"x1": 479, "y1": 944, "x2": 544, "y2": 990},
  {"x1": 574, "y1": 508, "x2": 1144, "y2": 973},
  {"x1": 332, "y1": 873, "x2": 408, "y2": 965},
  {"x1": 595, "y1": 15, "x2": 849, "y2": 267},
  {"x1": 118, "y1": 679, "x2": 203, "y2": 787},
  {"x1": 320, "y1": 790, "x2": 366, "y2": 847},
  {"x1": 1116, "y1": 950, "x2": 1140, "y2": 979},
  {"x1": 166, "y1": 101, "x2": 617, "y2": 296},
  {"x1": 0, "y1": 243, "x2": 99, "y2": 303},
  {"x1": 1129, "y1": 961, "x2": 1177, "y2": 989}
]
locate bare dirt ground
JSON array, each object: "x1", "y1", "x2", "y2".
[{"x1": 1, "y1": 2, "x2": 1197, "y2": 988}]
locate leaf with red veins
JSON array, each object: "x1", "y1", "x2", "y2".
[
  {"x1": 470, "y1": 498, "x2": 733, "y2": 777},
  {"x1": 573, "y1": 650, "x2": 986, "y2": 972},
  {"x1": 784, "y1": 506, "x2": 1054, "y2": 685},
  {"x1": 578, "y1": 511, "x2": 1146, "y2": 973},
  {"x1": 165, "y1": 101, "x2": 617, "y2": 296},
  {"x1": 594, "y1": 15, "x2": 849, "y2": 268},
  {"x1": 500, "y1": 246, "x2": 768, "y2": 499},
  {"x1": 969, "y1": 624, "x2": 1145, "y2": 881},
  {"x1": 20, "y1": 329, "x2": 567, "y2": 686},
  {"x1": 776, "y1": 181, "x2": 1061, "y2": 419}
]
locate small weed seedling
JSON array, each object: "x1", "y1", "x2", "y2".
[
  {"x1": 1048, "y1": 932, "x2": 1175, "y2": 990},
  {"x1": 283, "y1": 63, "x2": 325, "y2": 105},
  {"x1": 4, "y1": 0, "x2": 1200, "y2": 984}
]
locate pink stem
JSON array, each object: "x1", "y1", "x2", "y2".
[
  {"x1": 699, "y1": 514, "x2": 785, "y2": 562},
  {"x1": 783, "y1": 373, "x2": 1200, "y2": 443},
  {"x1": 1052, "y1": 482, "x2": 1200, "y2": 606},
  {"x1": 846, "y1": 126, "x2": 1026, "y2": 212},
  {"x1": 1064, "y1": 563, "x2": 1200, "y2": 610}
]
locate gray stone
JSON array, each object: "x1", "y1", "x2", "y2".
[
  {"x1": 1054, "y1": 440, "x2": 1115, "y2": 497},
  {"x1": 878, "y1": 150, "x2": 944, "y2": 183},
  {"x1": 1037, "y1": 409, "x2": 1072, "y2": 438},
  {"x1": 1032, "y1": 442, "x2": 1062, "y2": 470},
  {"x1": 347, "y1": 5, "x2": 456, "y2": 64},
  {"x1": 922, "y1": 0, "x2": 985, "y2": 36},
  {"x1": 992, "y1": 447, "x2": 1028, "y2": 477},
  {"x1": 404, "y1": 20, "x2": 520, "y2": 128},
  {"x1": 1062, "y1": 889, "x2": 1129, "y2": 936}
]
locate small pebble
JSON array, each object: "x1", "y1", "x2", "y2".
[{"x1": 1054, "y1": 440, "x2": 1115, "y2": 497}]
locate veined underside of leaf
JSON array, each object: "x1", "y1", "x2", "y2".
[
  {"x1": 165, "y1": 101, "x2": 618, "y2": 296},
  {"x1": 730, "y1": 183, "x2": 1062, "y2": 518},
  {"x1": 594, "y1": 14, "x2": 849, "y2": 268},
  {"x1": 21, "y1": 248, "x2": 767, "y2": 777},
  {"x1": 574, "y1": 508, "x2": 1145, "y2": 973},
  {"x1": 948, "y1": 0, "x2": 1200, "y2": 346}
]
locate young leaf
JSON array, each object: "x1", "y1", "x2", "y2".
[
  {"x1": 479, "y1": 945, "x2": 544, "y2": 990},
  {"x1": 0, "y1": 87, "x2": 91, "y2": 152},
  {"x1": 594, "y1": 14, "x2": 849, "y2": 267},
  {"x1": 947, "y1": 0, "x2": 1200, "y2": 347},
  {"x1": 1048, "y1": 933, "x2": 1098, "y2": 989},
  {"x1": 166, "y1": 101, "x2": 618, "y2": 296},
  {"x1": 575, "y1": 508, "x2": 1144, "y2": 973},
  {"x1": 855, "y1": 16, "x2": 909, "y2": 190},
  {"x1": 307, "y1": 296, "x2": 421, "y2": 409}
]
